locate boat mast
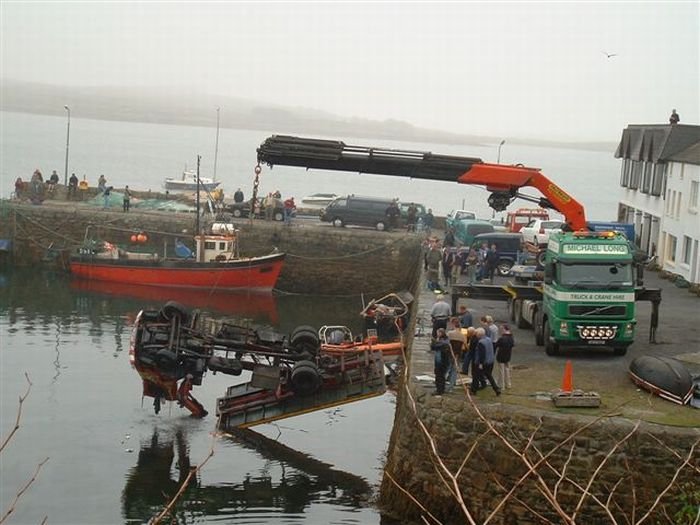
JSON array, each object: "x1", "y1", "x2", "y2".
[
  {"x1": 196, "y1": 155, "x2": 201, "y2": 241},
  {"x1": 213, "y1": 106, "x2": 220, "y2": 182}
]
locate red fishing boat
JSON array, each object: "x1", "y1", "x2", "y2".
[{"x1": 70, "y1": 223, "x2": 285, "y2": 292}]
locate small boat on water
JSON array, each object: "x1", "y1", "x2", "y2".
[
  {"x1": 164, "y1": 169, "x2": 220, "y2": 192},
  {"x1": 629, "y1": 355, "x2": 694, "y2": 405},
  {"x1": 70, "y1": 223, "x2": 285, "y2": 292},
  {"x1": 300, "y1": 193, "x2": 338, "y2": 208},
  {"x1": 319, "y1": 291, "x2": 413, "y2": 362}
]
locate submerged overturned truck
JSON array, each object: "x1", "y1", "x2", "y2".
[{"x1": 255, "y1": 135, "x2": 661, "y2": 356}]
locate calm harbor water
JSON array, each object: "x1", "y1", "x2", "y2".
[
  {"x1": 0, "y1": 269, "x2": 395, "y2": 524},
  {"x1": 1, "y1": 110, "x2": 622, "y2": 221}
]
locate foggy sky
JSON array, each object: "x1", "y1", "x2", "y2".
[{"x1": 1, "y1": 1, "x2": 698, "y2": 142}]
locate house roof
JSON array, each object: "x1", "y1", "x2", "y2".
[{"x1": 615, "y1": 124, "x2": 700, "y2": 165}]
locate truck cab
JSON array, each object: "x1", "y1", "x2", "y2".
[{"x1": 537, "y1": 230, "x2": 636, "y2": 355}]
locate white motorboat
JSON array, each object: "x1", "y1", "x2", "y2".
[
  {"x1": 164, "y1": 170, "x2": 220, "y2": 192},
  {"x1": 300, "y1": 193, "x2": 338, "y2": 208}
]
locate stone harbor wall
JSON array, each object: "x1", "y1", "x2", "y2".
[{"x1": 379, "y1": 365, "x2": 700, "y2": 524}]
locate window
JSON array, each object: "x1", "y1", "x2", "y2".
[
  {"x1": 682, "y1": 236, "x2": 692, "y2": 264},
  {"x1": 620, "y1": 159, "x2": 630, "y2": 187},
  {"x1": 641, "y1": 162, "x2": 652, "y2": 194},
  {"x1": 629, "y1": 161, "x2": 641, "y2": 190},
  {"x1": 690, "y1": 181, "x2": 699, "y2": 212},
  {"x1": 667, "y1": 234, "x2": 677, "y2": 263},
  {"x1": 676, "y1": 192, "x2": 682, "y2": 218},
  {"x1": 651, "y1": 163, "x2": 665, "y2": 196},
  {"x1": 204, "y1": 241, "x2": 216, "y2": 250}
]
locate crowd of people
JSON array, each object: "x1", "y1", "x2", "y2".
[
  {"x1": 423, "y1": 232, "x2": 505, "y2": 292},
  {"x1": 430, "y1": 294, "x2": 515, "y2": 397}
]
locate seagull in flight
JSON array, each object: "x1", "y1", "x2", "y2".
[{"x1": 602, "y1": 51, "x2": 618, "y2": 59}]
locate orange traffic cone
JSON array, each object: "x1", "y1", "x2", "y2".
[{"x1": 561, "y1": 360, "x2": 574, "y2": 393}]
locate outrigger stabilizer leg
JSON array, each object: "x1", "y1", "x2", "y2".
[{"x1": 177, "y1": 375, "x2": 208, "y2": 418}]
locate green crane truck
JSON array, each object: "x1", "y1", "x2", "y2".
[{"x1": 514, "y1": 230, "x2": 637, "y2": 355}]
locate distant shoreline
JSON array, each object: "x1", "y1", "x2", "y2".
[{"x1": 0, "y1": 79, "x2": 618, "y2": 153}]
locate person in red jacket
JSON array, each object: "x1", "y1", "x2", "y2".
[{"x1": 283, "y1": 196, "x2": 296, "y2": 225}]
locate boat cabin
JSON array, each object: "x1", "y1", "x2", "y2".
[{"x1": 194, "y1": 225, "x2": 240, "y2": 262}]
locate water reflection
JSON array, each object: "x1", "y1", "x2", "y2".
[
  {"x1": 1, "y1": 268, "x2": 390, "y2": 524},
  {"x1": 70, "y1": 278, "x2": 281, "y2": 325},
  {"x1": 121, "y1": 427, "x2": 372, "y2": 523}
]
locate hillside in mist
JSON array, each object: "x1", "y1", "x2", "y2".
[{"x1": 0, "y1": 79, "x2": 616, "y2": 151}]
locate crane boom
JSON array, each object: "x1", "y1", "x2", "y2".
[{"x1": 257, "y1": 135, "x2": 587, "y2": 231}]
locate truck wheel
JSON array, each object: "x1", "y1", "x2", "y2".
[
  {"x1": 507, "y1": 299, "x2": 516, "y2": 322},
  {"x1": 536, "y1": 249, "x2": 546, "y2": 268},
  {"x1": 155, "y1": 348, "x2": 177, "y2": 370},
  {"x1": 376, "y1": 221, "x2": 386, "y2": 231},
  {"x1": 544, "y1": 319, "x2": 559, "y2": 356},
  {"x1": 291, "y1": 360, "x2": 322, "y2": 396},
  {"x1": 534, "y1": 310, "x2": 544, "y2": 346},
  {"x1": 515, "y1": 300, "x2": 529, "y2": 329},
  {"x1": 160, "y1": 301, "x2": 190, "y2": 324},
  {"x1": 332, "y1": 217, "x2": 344, "y2": 228},
  {"x1": 498, "y1": 260, "x2": 513, "y2": 276},
  {"x1": 613, "y1": 347, "x2": 628, "y2": 356},
  {"x1": 290, "y1": 325, "x2": 320, "y2": 355}
]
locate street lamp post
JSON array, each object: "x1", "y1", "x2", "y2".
[
  {"x1": 497, "y1": 139, "x2": 505, "y2": 164},
  {"x1": 63, "y1": 105, "x2": 71, "y2": 186}
]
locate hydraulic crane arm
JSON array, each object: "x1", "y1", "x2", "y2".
[{"x1": 257, "y1": 135, "x2": 588, "y2": 231}]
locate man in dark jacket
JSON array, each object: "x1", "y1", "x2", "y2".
[
  {"x1": 431, "y1": 328, "x2": 451, "y2": 396},
  {"x1": 495, "y1": 324, "x2": 514, "y2": 389},
  {"x1": 484, "y1": 244, "x2": 499, "y2": 283},
  {"x1": 471, "y1": 327, "x2": 501, "y2": 396}
]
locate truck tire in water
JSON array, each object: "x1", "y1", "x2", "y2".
[
  {"x1": 160, "y1": 301, "x2": 190, "y2": 324},
  {"x1": 291, "y1": 360, "x2": 321, "y2": 396},
  {"x1": 290, "y1": 325, "x2": 320, "y2": 355}
]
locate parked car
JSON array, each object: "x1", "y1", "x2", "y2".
[
  {"x1": 488, "y1": 218, "x2": 508, "y2": 232},
  {"x1": 465, "y1": 232, "x2": 524, "y2": 276},
  {"x1": 520, "y1": 218, "x2": 564, "y2": 246},
  {"x1": 445, "y1": 209, "x2": 477, "y2": 230},
  {"x1": 451, "y1": 219, "x2": 495, "y2": 246},
  {"x1": 225, "y1": 198, "x2": 285, "y2": 222},
  {"x1": 320, "y1": 195, "x2": 396, "y2": 231}
]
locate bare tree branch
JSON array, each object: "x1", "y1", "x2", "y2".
[
  {"x1": 635, "y1": 438, "x2": 700, "y2": 525},
  {"x1": 403, "y1": 381, "x2": 477, "y2": 524},
  {"x1": 385, "y1": 471, "x2": 444, "y2": 525},
  {"x1": 0, "y1": 373, "x2": 32, "y2": 454},
  {"x1": 572, "y1": 421, "x2": 640, "y2": 522},
  {"x1": 0, "y1": 457, "x2": 49, "y2": 525}
]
